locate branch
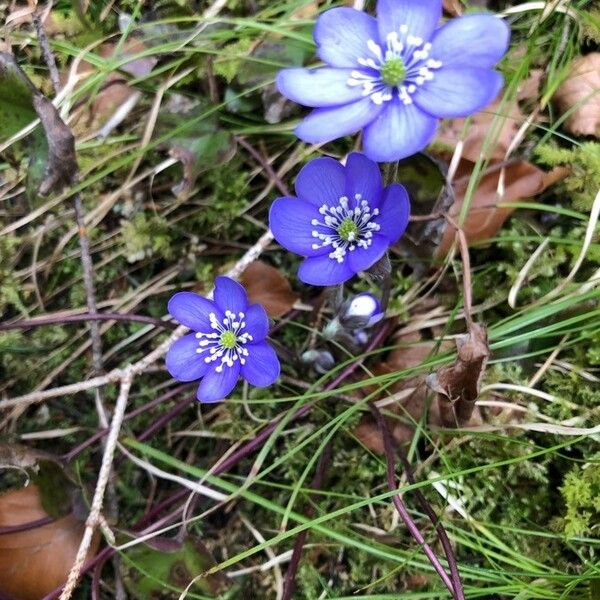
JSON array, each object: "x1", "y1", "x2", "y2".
[{"x1": 58, "y1": 371, "x2": 133, "y2": 600}]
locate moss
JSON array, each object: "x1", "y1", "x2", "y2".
[
  {"x1": 121, "y1": 213, "x2": 174, "y2": 263},
  {"x1": 534, "y1": 142, "x2": 600, "y2": 211},
  {"x1": 560, "y1": 462, "x2": 600, "y2": 537}
]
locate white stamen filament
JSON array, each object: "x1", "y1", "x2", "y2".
[
  {"x1": 310, "y1": 194, "x2": 381, "y2": 264},
  {"x1": 347, "y1": 25, "x2": 443, "y2": 106},
  {"x1": 195, "y1": 310, "x2": 253, "y2": 372}
]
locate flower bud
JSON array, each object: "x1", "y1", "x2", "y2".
[
  {"x1": 341, "y1": 293, "x2": 384, "y2": 330},
  {"x1": 301, "y1": 350, "x2": 335, "y2": 374}
]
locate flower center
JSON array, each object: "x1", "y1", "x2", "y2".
[
  {"x1": 380, "y1": 57, "x2": 406, "y2": 86},
  {"x1": 310, "y1": 194, "x2": 381, "y2": 263},
  {"x1": 220, "y1": 330, "x2": 237, "y2": 349},
  {"x1": 195, "y1": 311, "x2": 254, "y2": 372},
  {"x1": 337, "y1": 217, "x2": 359, "y2": 242},
  {"x1": 347, "y1": 26, "x2": 443, "y2": 106}
]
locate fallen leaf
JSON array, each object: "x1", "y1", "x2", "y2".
[
  {"x1": 443, "y1": 0, "x2": 463, "y2": 16},
  {"x1": 241, "y1": 260, "x2": 299, "y2": 318},
  {"x1": 68, "y1": 40, "x2": 157, "y2": 137},
  {"x1": 32, "y1": 95, "x2": 77, "y2": 195},
  {"x1": 123, "y1": 536, "x2": 229, "y2": 599},
  {"x1": 0, "y1": 485, "x2": 99, "y2": 600},
  {"x1": 436, "y1": 99, "x2": 523, "y2": 163},
  {"x1": 436, "y1": 159, "x2": 547, "y2": 256},
  {"x1": 426, "y1": 322, "x2": 490, "y2": 427},
  {"x1": 553, "y1": 53, "x2": 600, "y2": 138},
  {"x1": 0, "y1": 53, "x2": 77, "y2": 197}
]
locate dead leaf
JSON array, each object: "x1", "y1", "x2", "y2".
[
  {"x1": 443, "y1": 0, "x2": 463, "y2": 16},
  {"x1": 32, "y1": 95, "x2": 77, "y2": 195},
  {"x1": 426, "y1": 322, "x2": 490, "y2": 427},
  {"x1": 553, "y1": 53, "x2": 600, "y2": 138},
  {"x1": 68, "y1": 40, "x2": 157, "y2": 137},
  {"x1": 0, "y1": 485, "x2": 99, "y2": 600},
  {"x1": 436, "y1": 99, "x2": 523, "y2": 163},
  {"x1": 241, "y1": 260, "x2": 299, "y2": 318},
  {"x1": 436, "y1": 159, "x2": 547, "y2": 256}
]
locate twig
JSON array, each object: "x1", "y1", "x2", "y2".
[
  {"x1": 58, "y1": 371, "x2": 133, "y2": 600},
  {"x1": 0, "y1": 312, "x2": 176, "y2": 332},
  {"x1": 445, "y1": 216, "x2": 473, "y2": 328},
  {"x1": 370, "y1": 405, "x2": 464, "y2": 600},
  {"x1": 32, "y1": 9, "x2": 107, "y2": 424},
  {"x1": 281, "y1": 443, "x2": 332, "y2": 600},
  {"x1": 369, "y1": 405, "x2": 455, "y2": 596},
  {"x1": 32, "y1": 10, "x2": 61, "y2": 94}
]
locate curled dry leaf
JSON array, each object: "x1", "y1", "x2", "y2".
[
  {"x1": 0, "y1": 53, "x2": 77, "y2": 197},
  {"x1": 426, "y1": 322, "x2": 489, "y2": 428},
  {"x1": 442, "y1": 0, "x2": 463, "y2": 16},
  {"x1": 553, "y1": 53, "x2": 600, "y2": 138},
  {"x1": 0, "y1": 485, "x2": 99, "y2": 600},
  {"x1": 241, "y1": 260, "x2": 299, "y2": 318}
]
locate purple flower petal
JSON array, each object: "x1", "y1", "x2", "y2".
[
  {"x1": 362, "y1": 100, "x2": 437, "y2": 162},
  {"x1": 166, "y1": 334, "x2": 212, "y2": 382},
  {"x1": 270, "y1": 196, "x2": 328, "y2": 257},
  {"x1": 314, "y1": 7, "x2": 380, "y2": 68},
  {"x1": 244, "y1": 304, "x2": 270, "y2": 342},
  {"x1": 298, "y1": 254, "x2": 354, "y2": 286},
  {"x1": 196, "y1": 362, "x2": 240, "y2": 403},
  {"x1": 344, "y1": 152, "x2": 383, "y2": 209},
  {"x1": 276, "y1": 68, "x2": 366, "y2": 107},
  {"x1": 295, "y1": 98, "x2": 383, "y2": 145},
  {"x1": 241, "y1": 342, "x2": 280, "y2": 387},
  {"x1": 376, "y1": 0, "x2": 441, "y2": 47},
  {"x1": 168, "y1": 292, "x2": 223, "y2": 331},
  {"x1": 295, "y1": 157, "x2": 346, "y2": 208},
  {"x1": 347, "y1": 234, "x2": 389, "y2": 274},
  {"x1": 374, "y1": 184, "x2": 410, "y2": 243},
  {"x1": 214, "y1": 276, "x2": 248, "y2": 314},
  {"x1": 430, "y1": 14, "x2": 510, "y2": 69},
  {"x1": 414, "y1": 67, "x2": 503, "y2": 118}
]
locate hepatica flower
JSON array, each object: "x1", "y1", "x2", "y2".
[
  {"x1": 166, "y1": 277, "x2": 280, "y2": 403},
  {"x1": 269, "y1": 153, "x2": 409, "y2": 286},
  {"x1": 277, "y1": 0, "x2": 510, "y2": 162}
]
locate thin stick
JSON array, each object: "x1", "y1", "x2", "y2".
[
  {"x1": 58, "y1": 371, "x2": 133, "y2": 600},
  {"x1": 32, "y1": 10, "x2": 61, "y2": 94},
  {"x1": 370, "y1": 405, "x2": 455, "y2": 596},
  {"x1": 0, "y1": 312, "x2": 176, "y2": 332},
  {"x1": 370, "y1": 405, "x2": 464, "y2": 600},
  {"x1": 445, "y1": 216, "x2": 473, "y2": 328}
]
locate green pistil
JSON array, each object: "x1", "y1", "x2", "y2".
[
  {"x1": 337, "y1": 217, "x2": 359, "y2": 242},
  {"x1": 220, "y1": 331, "x2": 238, "y2": 349},
  {"x1": 380, "y1": 57, "x2": 406, "y2": 87}
]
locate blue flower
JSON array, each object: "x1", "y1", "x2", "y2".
[
  {"x1": 165, "y1": 277, "x2": 280, "y2": 403},
  {"x1": 269, "y1": 153, "x2": 410, "y2": 286},
  {"x1": 277, "y1": 1, "x2": 510, "y2": 162},
  {"x1": 343, "y1": 293, "x2": 384, "y2": 328}
]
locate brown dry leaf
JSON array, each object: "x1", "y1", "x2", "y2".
[
  {"x1": 69, "y1": 40, "x2": 157, "y2": 136},
  {"x1": 353, "y1": 331, "x2": 454, "y2": 454},
  {"x1": 241, "y1": 260, "x2": 299, "y2": 318},
  {"x1": 436, "y1": 159, "x2": 547, "y2": 256},
  {"x1": 32, "y1": 95, "x2": 77, "y2": 195},
  {"x1": 426, "y1": 322, "x2": 489, "y2": 427},
  {"x1": 0, "y1": 485, "x2": 99, "y2": 600},
  {"x1": 443, "y1": 0, "x2": 463, "y2": 16},
  {"x1": 553, "y1": 53, "x2": 600, "y2": 138},
  {"x1": 436, "y1": 99, "x2": 523, "y2": 162}
]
